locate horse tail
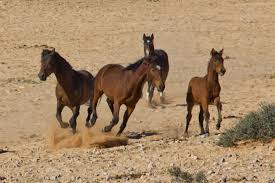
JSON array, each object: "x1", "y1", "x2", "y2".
[{"x1": 85, "y1": 74, "x2": 95, "y2": 106}]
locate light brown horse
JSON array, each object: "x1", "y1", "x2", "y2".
[
  {"x1": 38, "y1": 48, "x2": 94, "y2": 134},
  {"x1": 185, "y1": 48, "x2": 226, "y2": 136},
  {"x1": 86, "y1": 56, "x2": 164, "y2": 135}
]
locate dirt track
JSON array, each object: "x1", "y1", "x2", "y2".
[{"x1": 0, "y1": 0, "x2": 275, "y2": 182}]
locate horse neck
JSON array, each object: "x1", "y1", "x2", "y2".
[
  {"x1": 53, "y1": 56, "x2": 74, "y2": 93},
  {"x1": 149, "y1": 44, "x2": 155, "y2": 56},
  {"x1": 144, "y1": 44, "x2": 155, "y2": 56},
  {"x1": 206, "y1": 61, "x2": 219, "y2": 90},
  {"x1": 131, "y1": 64, "x2": 148, "y2": 92}
]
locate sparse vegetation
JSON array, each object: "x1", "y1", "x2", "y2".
[
  {"x1": 195, "y1": 171, "x2": 209, "y2": 183},
  {"x1": 168, "y1": 166, "x2": 208, "y2": 183},
  {"x1": 218, "y1": 103, "x2": 275, "y2": 147}
]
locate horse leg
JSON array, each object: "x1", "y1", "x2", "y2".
[
  {"x1": 85, "y1": 106, "x2": 93, "y2": 128},
  {"x1": 117, "y1": 105, "x2": 135, "y2": 136},
  {"x1": 147, "y1": 81, "x2": 154, "y2": 106},
  {"x1": 159, "y1": 90, "x2": 164, "y2": 103},
  {"x1": 184, "y1": 102, "x2": 194, "y2": 134},
  {"x1": 106, "y1": 98, "x2": 114, "y2": 114},
  {"x1": 103, "y1": 102, "x2": 120, "y2": 132},
  {"x1": 146, "y1": 81, "x2": 151, "y2": 101},
  {"x1": 56, "y1": 101, "x2": 69, "y2": 128},
  {"x1": 198, "y1": 105, "x2": 205, "y2": 135},
  {"x1": 214, "y1": 97, "x2": 222, "y2": 130},
  {"x1": 90, "y1": 90, "x2": 103, "y2": 126},
  {"x1": 201, "y1": 100, "x2": 210, "y2": 135},
  {"x1": 69, "y1": 105, "x2": 80, "y2": 134}
]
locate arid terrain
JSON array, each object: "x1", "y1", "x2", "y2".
[{"x1": 0, "y1": 0, "x2": 275, "y2": 182}]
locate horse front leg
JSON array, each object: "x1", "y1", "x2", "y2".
[
  {"x1": 102, "y1": 102, "x2": 120, "y2": 133},
  {"x1": 69, "y1": 106, "x2": 80, "y2": 134},
  {"x1": 201, "y1": 100, "x2": 210, "y2": 136},
  {"x1": 214, "y1": 97, "x2": 222, "y2": 130},
  {"x1": 56, "y1": 100, "x2": 69, "y2": 128},
  {"x1": 198, "y1": 105, "x2": 205, "y2": 135},
  {"x1": 117, "y1": 105, "x2": 135, "y2": 136}
]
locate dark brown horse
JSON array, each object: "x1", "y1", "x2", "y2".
[
  {"x1": 143, "y1": 33, "x2": 169, "y2": 105},
  {"x1": 38, "y1": 48, "x2": 94, "y2": 134},
  {"x1": 185, "y1": 48, "x2": 226, "y2": 136},
  {"x1": 86, "y1": 56, "x2": 164, "y2": 135}
]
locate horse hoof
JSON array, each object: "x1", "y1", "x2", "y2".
[
  {"x1": 116, "y1": 133, "x2": 121, "y2": 136},
  {"x1": 60, "y1": 123, "x2": 69, "y2": 128},
  {"x1": 216, "y1": 124, "x2": 221, "y2": 130},
  {"x1": 204, "y1": 133, "x2": 209, "y2": 137},
  {"x1": 72, "y1": 129, "x2": 76, "y2": 134},
  {"x1": 102, "y1": 127, "x2": 110, "y2": 133}
]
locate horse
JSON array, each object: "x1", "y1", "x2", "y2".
[
  {"x1": 38, "y1": 48, "x2": 94, "y2": 134},
  {"x1": 143, "y1": 33, "x2": 169, "y2": 105},
  {"x1": 185, "y1": 48, "x2": 226, "y2": 136},
  {"x1": 85, "y1": 56, "x2": 165, "y2": 136}
]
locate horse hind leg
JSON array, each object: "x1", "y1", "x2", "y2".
[
  {"x1": 102, "y1": 102, "x2": 120, "y2": 133},
  {"x1": 214, "y1": 97, "x2": 222, "y2": 130},
  {"x1": 69, "y1": 105, "x2": 80, "y2": 134},
  {"x1": 106, "y1": 98, "x2": 114, "y2": 114},
  {"x1": 184, "y1": 102, "x2": 193, "y2": 134},
  {"x1": 85, "y1": 105, "x2": 93, "y2": 128},
  {"x1": 56, "y1": 101, "x2": 69, "y2": 128},
  {"x1": 117, "y1": 105, "x2": 135, "y2": 136},
  {"x1": 90, "y1": 89, "x2": 103, "y2": 126}
]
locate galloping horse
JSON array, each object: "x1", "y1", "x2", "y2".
[
  {"x1": 86, "y1": 56, "x2": 164, "y2": 135},
  {"x1": 143, "y1": 33, "x2": 169, "y2": 105},
  {"x1": 185, "y1": 48, "x2": 226, "y2": 136},
  {"x1": 38, "y1": 48, "x2": 94, "y2": 134}
]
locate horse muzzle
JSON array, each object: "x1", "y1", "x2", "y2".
[
  {"x1": 219, "y1": 68, "x2": 226, "y2": 76},
  {"x1": 157, "y1": 84, "x2": 165, "y2": 92},
  {"x1": 38, "y1": 73, "x2": 47, "y2": 81}
]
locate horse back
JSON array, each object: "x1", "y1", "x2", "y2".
[
  {"x1": 94, "y1": 64, "x2": 127, "y2": 97},
  {"x1": 153, "y1": 49, "x2": 169, "y2": 81}
]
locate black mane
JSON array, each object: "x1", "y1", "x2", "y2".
[
  {"x1": 124, "y1": 58, "x2": 144, "y2": 71},
  {"x1": 41, "y1": 49, "x2": 72, "y2": 70}
]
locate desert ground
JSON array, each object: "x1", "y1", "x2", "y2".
[{"x1": 0, "y1": 0, "x2": 275, "y2": 182}]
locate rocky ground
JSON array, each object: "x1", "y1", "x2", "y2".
[{"x1": 0, "y1": 0, "x2": 275, "y2": 182}]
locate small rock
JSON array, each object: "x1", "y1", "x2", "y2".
[
  {"x1": 207, "y1": 170, "x2": 215, "y2": 175},
  {"x1": 268, "y1": 146, "x2": 275, "y2": 151},
  {"x1": 0, "y1": 176, "x2": 6, "y2": 181},
  {"x1": 191, "y1": 155, "x2": 199, "y2": 160},
  {"x1": 220, "y1": 158, "x2": 226, "y2": 163},
  {"x1": 222, "y1": 176, "x2": 227, "y2": 182}
]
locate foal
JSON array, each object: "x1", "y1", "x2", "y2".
[
  {"x1": 143, "y1": 33, "x2": 169, "y2": 105},
  {"x1": 185, "y1": 48, "x2": 226, "y2": 135},
  {"x1": 86, "y1": 57, "x2": 164, "y2": 135},
  {"x1": 38, "y1": 48, "x2": 94, "y2": 133}
]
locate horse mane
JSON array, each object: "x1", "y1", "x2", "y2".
[
  {"x1": 124, "y1": 58, "x2": 144, "y2": 71},
  {"x1": 42, "y1": 49, "x2": 72, "y2": 71}
]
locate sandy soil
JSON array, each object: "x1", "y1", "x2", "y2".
[{"x1": 0, "y1": 0, "x2": 275, "y2": 182}]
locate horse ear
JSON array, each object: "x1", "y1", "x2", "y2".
[
  {"x1": 210, "y1": 48, "x2": 216, "y2": 56},
  {"x1": 51, "y1": 48, "x2": 55, "y2": 55},
  {"x1": 219, "y1": 48, "x2": 224, "y2": 56},
  {"x1": 151, "y1": 33, "x2": 154, "y2": 40},
  {"x1": 143, "y1": 33, "x2": 146, "y2": 41}
]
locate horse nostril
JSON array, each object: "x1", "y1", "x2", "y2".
[{"x1": 39, "y1": 73, "x2": 46, "y2": 81}]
